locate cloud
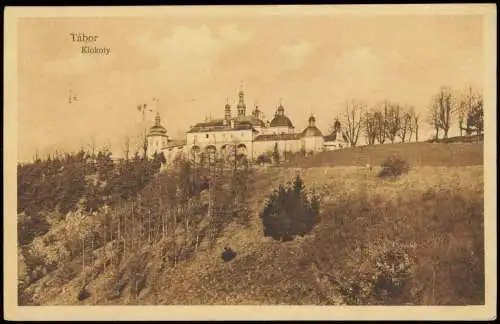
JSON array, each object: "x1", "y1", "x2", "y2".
[
  {"x1": 278, "y1": 40, "x2": 314, "y2": 69},
  {"x1": 218, "y1": 24, "x2": 255, "y2": 44},
  {"x1": 132, "y1": 25, "x2": 255, "y2": 90}
]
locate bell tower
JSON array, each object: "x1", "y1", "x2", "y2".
[
  {"x1": 237, "y1": 82, "x2": 246, "y2": 117},
  {"x1": 224, "y1": 97, "x2": 231, "y2": 121}
]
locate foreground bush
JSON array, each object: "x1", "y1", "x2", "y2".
[
  {"x1": 256, "y1": 154, "x2": 272, "y2": 165},
  {"x1": 304, "y1": 189, "x2": 484, "y2": 305},
  {"x1": 260, "y1": 174, "x2": 320, "y2": 242},
  {"x1": 378, "y1": 155, "x2": 410, "y2": 179}
]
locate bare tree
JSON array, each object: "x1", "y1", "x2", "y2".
[
  {"x1": 413, "y1": 113, "x2": 420, "y2": 142},
  {"x1": 374, "y1": 101, "x2": 389, "y2": 144},
  {"x1": 123, "y1": 136, "x2": 130, "y2": 161},
  {"x1": 343, "y1": 100, "x2": 365, "y2": 147},
  {"x1": 427, "y1": 100, "x2": 441, "y2": 141},
  {"x1": 362, "y1": 109, "x2": 377, "y2": 145},
  {"x1": 398, "y1": 109, "x2": 413, "y2": 143},
  {"x1": 386, "y1": 102, "x2": 403, "y2": 143},
  {"x1": 398, "y1": 112, "x2": 412, "y2": 143},
  {"x1": 466, "y1": 94, "x2": 484, "y2": 137},
  {"x1": 431, "y1": 87, "x2": 455, "y2": 139},
  {"x1": 458, "y1": 86, "x2": 484, "y2": 137}
]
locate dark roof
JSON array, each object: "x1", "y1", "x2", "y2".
[
  {"x1": 302, "y1": 126, "x2": 323, "y2": 137},
  {"x1": 254, "y1": 133, "x2": 302, "y2": 142},
  {"x1": 236, "y1": 115, "x2": 266, "y2": 127},
  {"x1": 324, "y1": 131, "x2": 348, "y2": 142},
  {"x1": 187, "y1": 119, "x2": 258, "y2": 133},
  {"x1": 148, "y1": 125, "x2": 168, "y2": 137},
  {"x1": 164, "y1": 139, "x2": 186, "y2": 149},
  {"x1": 270, "y1": 115, "x2": 294, "y2": 128},
  {"x1": 323, "y1": 133, "x2": 337, "y2": 142}
]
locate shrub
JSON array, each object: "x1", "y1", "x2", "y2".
[
  {"x1": 256, "y1": 154, "x2": 272, "y2": 165},
  {"x1": 378, "y1": 156, "x2": 410, "y2": 179},
  {"x1": 272, "y1": 143, "x2": 281, "y2": 164},
  {"x1": 260, "y1": 174, "x2": 320, "y2": 242}
]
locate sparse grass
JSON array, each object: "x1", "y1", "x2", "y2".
[{"x1": 285, "y1": 142, "x2": 483, "y2": 168}]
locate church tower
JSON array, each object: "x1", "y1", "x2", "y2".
[
  {"x1": 237, "y1": 84, "x2": 246, "y2": 117},
  {"x1": 224, "y1": 97, "x2": 231, "y2": 121},
  {"x1": 147, "y1": 112, "x2": 168, "y2": 158},
  {"x1": 252, "y1": 103, "x2": 261, "y2": 119},
  {"x1": 308, "y1": 115, "x2": 316, "y2": 127}
]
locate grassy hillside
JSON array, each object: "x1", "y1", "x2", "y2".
[
  {"x1": 17, "y1": 142, "x2": 484, "y2": 306},
  {"x1": 285, "y1": 142, "x2": 483, "y2": 168}
]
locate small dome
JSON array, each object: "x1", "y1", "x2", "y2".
[
  {"x1": 302, "y1": 126, "x2": 323, "y2": 137},
  {"x1": 270, "y1": 115, "x2": 294, "y2": 128},
  {"x1": 148, "y1": 112, "x2": 168, "y2": 137},
  {"x1": 148, "y1": 125, "x2": 167, "y2": 137}
]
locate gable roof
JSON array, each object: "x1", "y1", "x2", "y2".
[{"x1": 187, "y1": 119, "x2": 258, "y2": 133}]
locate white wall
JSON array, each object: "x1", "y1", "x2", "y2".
[
  {"x1": 147, "y1": 135, "x2": 168, "y2": 158},
  {"x1": 253, "y1": 139, "x2": 302, "y2": 160},
  {"x1": 323, "y1": 140, "x2": 348, "y2": 151},
  {"x1": 302, "y1": 136, "x2": 325, "y2": 153},
  {"x1": 186, "y1": 129, "x2": 254, "y2": 150}
]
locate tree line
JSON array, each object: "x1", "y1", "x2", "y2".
[
  {"x1": 338, "y1": 85, "x2": 484, "y2": 147},
  {"x1": 17, "y1": 148, "x2": 166, "y2": 245}
]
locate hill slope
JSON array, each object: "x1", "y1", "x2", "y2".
[
  {"x1": 18, "y1": 142, "x2": 485, "y2": 306},
  {"x1": 285, "y1": 142, "x2": 483, "y2": 168}
]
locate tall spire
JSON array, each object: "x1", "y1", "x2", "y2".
[
  {"x1": 154, "y1": 111, "x2": 161, "y2": 126},
  {"x1": 225, "y1": 96, "x2": 231, "y2": 120},
  {"x1": 308, "y1": 114, "x2": 316, "y2": 127},
  {"x1": 277, "y1": 98, "x2": 284, "y2": 116},
  {"x1": 237, "y1": 82, "x2": 246, "y2": 117}
]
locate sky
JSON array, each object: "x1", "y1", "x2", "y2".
[{"x1": 16, "y1": 11, "x2": 486, "y2": 162}]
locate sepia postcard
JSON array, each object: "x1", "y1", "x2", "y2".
[{"x1": 4, "y1": 4, "x2": 497, "y2": 321}]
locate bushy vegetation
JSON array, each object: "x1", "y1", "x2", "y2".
[
  {"x1": 256, "y1": 154, "x2": 272, "y2": 165},
  {"x1": 260, "y1": 174, "x2": 320, "y2": 242},
  {"x1": 305, "y1": 188, "x2": 484, "y2": 305},
  {"x1": 17, "y1": 149, "x2": 167, "y2": 245},
  {"x1": 378, "y1": 155, "x2": 410, "y2": 179},
  {"x1": 17, "y1": 147, "x2": 253, "y2": 305}
]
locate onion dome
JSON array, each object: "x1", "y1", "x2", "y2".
[
  {"x1": 302, "y1": 115, "x2": 323, "y2": 137},
  {"x1": 148, "y1": 112, "x2": 167, "y2": 137},
  {"x1": 270, "y1": 101, "x2": 294, "y2": 128}
]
